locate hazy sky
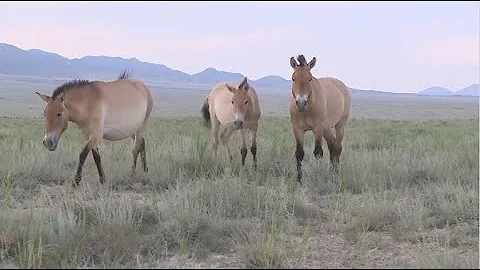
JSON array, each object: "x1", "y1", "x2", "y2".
[{"x1": 0, "y1": 1, "x2": 478, "y2": 93}]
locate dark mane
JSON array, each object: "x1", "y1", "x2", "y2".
[
  {"x1": 297, "y1": 55, "x2": 307, "y2": 66},
  {"x1": 118, "y1": 69, "x2": 130, "y2": 80},
  {"x1": 52, "y1": 79, "x2": 92, "y2": 99},
  {"x1": 51, "y1": 70, "x2": 129, "y2": 98}
]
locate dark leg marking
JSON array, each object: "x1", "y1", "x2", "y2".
[
  {"x1": 295, "y1": 142, "x2": 305, "y2": 184},
  {"x1": 251, "y1": 145, "x2": 257, "y2": 169},
  {"x1": 92, "y1": 147, "x2": 105, "y2": 184},
  {"x1": 328, "y1": 143, "x2": 341, "y2": 173},
  {"x1": 313, "y1": 140, "x2": 323, "y2": 159},
  {"x1": 73, "y1": 146, "x2": 91, "y2": 187},
  {"x1": 241, "y1": 147, "x2": 248, "y2": 166},
  {"x1": 140, "y1": 137, "x2": 148, "y2": 172}
]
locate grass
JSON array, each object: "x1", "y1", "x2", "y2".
[
  {"x1": 0, "y1": 113, "x2": 477, "y2": 269},
  {"x1": 0, "y1": 75, "x2": 478, "y2": 268}
]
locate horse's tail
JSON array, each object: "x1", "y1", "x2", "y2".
[{"x1": 201, "y1": 98, "x2": 211, "y2": 129}]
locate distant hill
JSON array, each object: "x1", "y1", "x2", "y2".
[
  {"x1": 417, "y1": 84, "x2": 479, "y2": 97},
  {"x1": 0, "y1": 42, "x2": 477, "y2": 97},
  {"x1": 417, "y1": 87, "x2": 454, "y2": 96},
  {"x1": 0, "y1": 42, "x2": 292, "y2": 89},
  {"x1": 456, "y1": 84, "x2": 479, "y2": 96},
  {"x1": 190, "y1": 67, "x2": 245, "y2": 85}
]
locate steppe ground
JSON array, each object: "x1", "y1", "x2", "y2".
[{"x1": 0, "y1": 75, "x2": 478, "y2": 268}]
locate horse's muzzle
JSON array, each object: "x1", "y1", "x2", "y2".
[
  {"x1": 234, "y1": 120, "x2": 244, "y2": 129},
  {"x1": 296, "y1": 99, "x2": 308, "y2": 112},
  {"x1": 43, "y1": 136, "x2": 58, "y2": 151}
]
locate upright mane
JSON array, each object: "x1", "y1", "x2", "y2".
[
  {"x1": 297, "y1": 55, "x2": 308, "y2": 66},
  {"x1": 52, "y1": 79, "x2": 92, "y2": 99},
  {"x1": 51, "y1": 70, "x2": 130, "y2": 99},
  {"x1": 118, "y1": 69, "x2": 130, "y2": 80}
]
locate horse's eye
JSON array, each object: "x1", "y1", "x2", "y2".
[
  {"x1": 57, "y1": 113, "x2": 62, "y2": 117},
  {"x1": 292, "y1": 77, "x2": 295, "y2": 82},
  {"x1": 244, "y1": 100, "x2": 248, "y2": 104},
  {"x1": 231, "y1": 101, "x2": 234, "y2": 104},
  {"x1": 309, "y1": 77, "x2": 313, "y2": 82}
]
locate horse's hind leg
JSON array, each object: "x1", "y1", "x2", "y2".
[
  {"x1": 221, "y1": 126, "x2": 236, "y2": 161},
  {"x1": 132, "y1": 129, "x2": 144, "y2": 174},
  {"x1": 313, "y1": 124, "x2": 325, "y2": 159},
  {"x1": 140, "y1": 137, "x2": 148, "y2": 172},
  {"x1": 211, "y1": 117, "x2": 220, "y2": 159},
  {"x1": 333, "y1": 115, "x2": 349, "y2": 166},
  {"x1": 323, "y1": 128, "x2": 338, "y2": 172}
]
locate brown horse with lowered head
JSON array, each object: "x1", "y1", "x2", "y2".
[
  {"x1": 289, "y1": 55, "x2": 351, "y2": 184},
  {"x1": 201, "y1": 77, "x2": 261, "y2": 168},
  {"x1": 35, "y1": 71, "x2": 153, "y2": 187}
]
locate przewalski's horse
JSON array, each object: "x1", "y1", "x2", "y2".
[
  {"x1": 201, "y1": 77, "x2": 261, "y2": 168},
  {"x1": 289, "y1": 55, "x2": 351, "y2": 184},
  {"x1": 35, "y1": 71, "x2": 153, "y2": 187}
]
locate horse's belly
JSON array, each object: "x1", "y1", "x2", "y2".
[
  {"x1": 302, "y1": 115, "x2": 338, "y2": 131},
  {"x1": 102, "y1": 104, "x2": 147, "y2": 141},
  {"x1": 103, "y1": 120, "x2": 144, "y2": 140}
]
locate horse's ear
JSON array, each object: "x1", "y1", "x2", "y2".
[
  {"x1": 226, "y1": 83, "x2": 237, "y2": 93},
  {"x1": 36, "y1": 92, "x2": 51, "y2": 103},
  {"x1": 308, "y1": 57, "x2": 316, "y2": 69},
  {"x1": 57, "y1": 91, "x2": 66, "y2": 102},
  {"x1": 290, "y1": 57, "x2": 297, "y2": 68},
  {"x1": 239, "y1": 77, "x2": 249, "y2": 91}
]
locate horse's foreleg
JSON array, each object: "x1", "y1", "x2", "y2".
[
  {"x1": 250, "y1": 124, "x2": 258, "y2": 169},
  {"x1": 292, "y1": 125, "x2": 305, "y2": 184},
  {"x1": 73, "y1": 134, "x2": 99, "y2": 188},
  {"x1": 240, "y1": 129, "x2": 248, "y2": 166},
  {"x1": 91, "y1": 147, "x2": 105, "y2": 184}
]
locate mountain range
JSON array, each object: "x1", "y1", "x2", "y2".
[
  {"x1": 417, "y1": 85, "x2": 479, "y2": 97},
  {"x1": 0, "y1": 42, "x2": 478, "y2": 96}
]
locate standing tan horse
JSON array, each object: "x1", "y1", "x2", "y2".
[
  {"x1": 289, "y1": 55, "x2": 351, "y2": 184},
  {"x1": 201, "y1": 77, "x2": 261, "y2": 168},
  {"x1": 35, "y1": 71, "x2": 153, "y2": 187}
]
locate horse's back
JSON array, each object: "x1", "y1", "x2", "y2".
[{"x1": 94, "y1": 79, "x2": 152, "y2": 140}]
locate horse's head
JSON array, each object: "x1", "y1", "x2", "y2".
[
  {"x1": 36, "y1": 91, "x2": 69, "y2": 151},
  {"x1": 290, "y1": 54, "x2": 316, "y2": 112},
  {"x1": 226, "y1": 77, "x2": 251, "y2": 129}
]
